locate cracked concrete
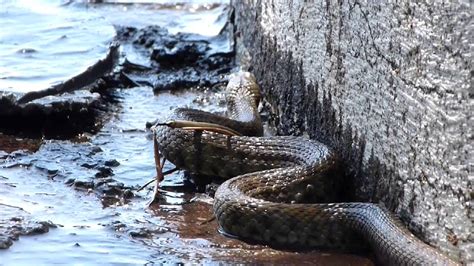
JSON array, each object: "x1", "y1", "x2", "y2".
[{"x1": 232, "y1": 0, "x2": 472, "y2": 263}]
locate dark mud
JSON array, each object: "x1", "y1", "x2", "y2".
[
  {"x1": 0, "y1": 90, "x2": 104, "y2": 139},
  {"x1": 116, "y1": 22, "x2": 234, "y2": 92}
]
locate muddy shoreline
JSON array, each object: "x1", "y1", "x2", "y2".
[
  {"x1": 0, "y1": 3, "x2": 372, "y2": 265},
  {"x1": 0, "y1": 15, "x2": 236, "y2": 247}
]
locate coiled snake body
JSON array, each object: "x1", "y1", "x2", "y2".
[{"x1": 154, "y1": 72, "x2": 457, "y2": 265}]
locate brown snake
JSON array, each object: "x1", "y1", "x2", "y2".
[{"x1": 154, "y1": 71, "x2": 458, "y2": 265}]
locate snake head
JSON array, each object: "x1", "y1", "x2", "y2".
[{"x1": 227, "y1": 71, "x2": 261, "y2": 107}]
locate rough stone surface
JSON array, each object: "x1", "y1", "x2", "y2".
[
  {"x1": 232, "y1": 0, "x2": 472, "y2": 263},
  {"x1": 116, "y1": 23, "x2": 235, "y2": 92},
  {"x1": 0, "y1": 91, "x2": 103, "y2": 138}
]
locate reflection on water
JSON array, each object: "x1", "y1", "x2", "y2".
[
  {"x1": 0, "y1": 0, "x2": 115, "y2": 92},
  {"x1": 0, "y1": 1, "x2": 372, "y2": 265},
  {"x1": 0, "y1": 0, "x2": 227, "y2": 93}
]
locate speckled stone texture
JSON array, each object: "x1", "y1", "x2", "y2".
[{"x1": 232, "y1": 0, "x2": 472, "y2": 263}]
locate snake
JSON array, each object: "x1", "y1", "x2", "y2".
[{"x1": 154, "y1": 71, "x2": 458, "y2": 265}]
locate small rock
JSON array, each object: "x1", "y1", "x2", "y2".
[
  {"x1": 94, "y1": 177, "x2": 115, "y2": 188},
  {"x1": 0, "y1": 236, "x2": 13, "y2": 249},
  {"x1": 34, "y1": 161, "x2": 60, "y2": 175},
  {"x1": 0, "y1": 151, "x2": 8, "y2": 159},
  {"x1": 73, "y1": 180, "x2": 94, "y2": 189},
  {"x1": 95, "y1": 166, "x2": 114, "y2": 178},
  {"x1": 64, "y1": 178, "x2": 75, "y2": 185},
  {"x1": 100, "y1": 185, "x2": 123, "y2": 196},
  {"x1": 205, "y1": 183, "x2": 220, "y2": 197},
  {"x1": 129, "y1": 229, "x2": 151, "y2": 238},
  {"x1": 81, "y1": 162, "x2": 97, "y2": 169},
  {"x1": 22, "y1": 222, "x2": 50, "y2": 235},
  {"x1": 10, "y1": 217, "x2": 23, "y2": 222},
  {"x1": 104, "y1": 159, "x2": 120, "y2": 167},
  {"x1": 123, "y1": 189, "x2": 134, "y2": 199},
  {"x1": 89, "y1": 146, "x2": 103, "y2": 155},
  {"x1": 39, "y1": 220, "x2": 57, "y2": 228}
]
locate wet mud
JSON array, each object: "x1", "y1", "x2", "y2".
[
  {"x1": 116, "y1": 23, "x2": 234, "y2": 92},
  {"x1": 0, "y1": 1, "x2": 372, "y2": 265},
  {"x1": 0, "y1": 90, "x2": 104, "y2": 139}
]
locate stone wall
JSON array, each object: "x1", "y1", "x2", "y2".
[{"x1": 232, "y1": 0, "x2": 472, "y2": 263}]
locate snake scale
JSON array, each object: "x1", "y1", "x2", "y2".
[{"x1": 154, "y1": 71, "x2": 458, "y2": 265}]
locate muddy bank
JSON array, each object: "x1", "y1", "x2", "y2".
[
  {"x1": 0, "y1": 1, "x2": 236, "y2": 255},
  {"x1": 0, "y1": 12, "x2": 234, "y2": 139},
  {"x1": 0, "y1": 90, "x2": 104, "y2": 139},
  {"x1": 0, "y1": 16, "x2": 237, "y2": 249}
]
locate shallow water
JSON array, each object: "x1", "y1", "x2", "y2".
[
  {"x1": 0, "y1": 1, "x2": 372, "y2": 265},
  {"x1": 0, "y1": 0, "x2": 227, "y2": 93},
  {"x1": 0, "y1": 0, "x2": 115, "y2": 92}
]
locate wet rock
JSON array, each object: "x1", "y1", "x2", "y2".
[
  {"x1": 116, "y1": 24, "x2": 234, "y2": 92},
  {"x1": 0, "y1": 150, "x2": 8, "y2": 159},
  {"x1": 0, "y1": 91, "x2": 103, "y2": 139},
  {"x1": 123, "y1": 189, "x2": 134, "y2": 199},
  {"x1": 81, "y1": 162, "x2": 98, "y2": 169},
  {"x1": 73, "y1": 180, "x2": 95, "y2": 190},
  {"x1": 21, "y1": 220, "x2": 55, "y2": 235},
  {"x1": 0, "y1": 236, "x2": 13, "y2": 249},
  {"x1": 34, "y1": 161, "x2": 60, "y2": 175},
  {"x1": 129, "y1": 229, "x2": 151, "y2": 238},
  {"x1": 94, "y1": 177, "x2": 115, "y2": 187},
  {"x1": 145, "y1": 121, "x2": 156, "y2": 129},
  {"x1": 95, "y1": 181, "x2": 124, "y2": 196},
  {"x1": 104, "y1": 159, "x2": 120, "y2": 167},
  {"x1": 129, "y1": 227, "x2": 168, "y2": 238},
  {"x1": 0, "y1": 214, "x2": 56, "y2": 249},
  {"x1": 110, "y1": 221, "x2": 127, "y2": 232},
  {"x1": 3, "y1": 158, "x2": 34, "y2": 169},
  {"x1": 89, "y1": 146, "x2": 103, "y2": 155},
  {"x1": 64, "y1": 178, "x2": 76, "y2": 185},
  {"x1": 95, "y1": 166, "x2": 114, "y2": 178},
  {"x1": 151, "y1": 41, "x2": 209, "y2": 68},
  {"x1": 0, "y1": 42, "x2": 120, "y2": 139},
  {"x1": 205, "y1": 183, "x2": 220, "y2": 197},
  {"x1": 16, "y1": 43, "x2": 120, "y2": 105}
]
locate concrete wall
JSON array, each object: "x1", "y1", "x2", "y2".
[{"x1": 232, "y1": 0, "x2": 472, "y2": 263}]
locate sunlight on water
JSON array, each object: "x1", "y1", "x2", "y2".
[
  {"x1": 0, "y1": 0, "x2": 228, "y2": 93},
  {"x1": 0, "y1": 0, "x2": 115, "y2": 92}
]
